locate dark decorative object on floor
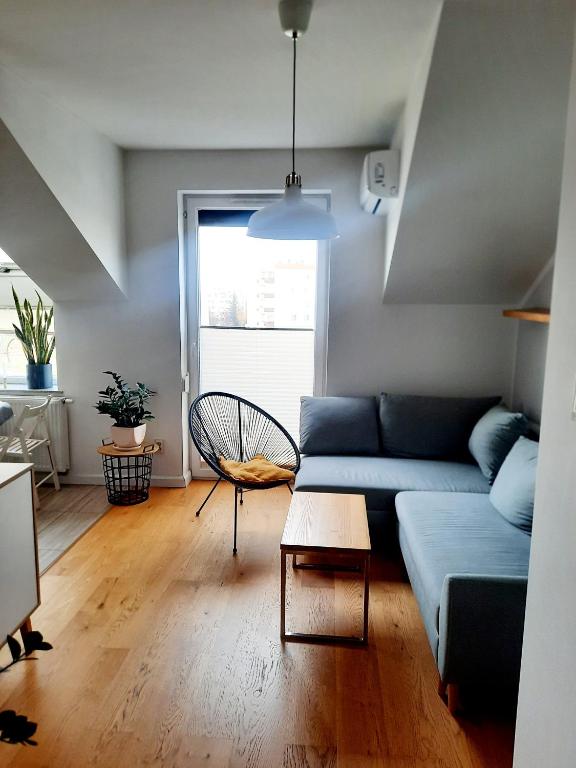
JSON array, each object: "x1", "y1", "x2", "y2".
[
  {"x1": 0, "y1": 710, "x2": 37, "y2": 746},
  {"x1": 11, "y1": 287, "x2": 55, "y2": 390},
  {"x1": 0, "y1": 630, "x2": 53, "y2": 674},
  {"x1": 0, "y1": 630, "x2": 52, "y2": 747}
]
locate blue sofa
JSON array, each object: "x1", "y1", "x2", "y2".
[{"x1": 294, "y1": 394, "x2": 536, "y2": 708}]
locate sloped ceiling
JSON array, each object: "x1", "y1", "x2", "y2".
[
  {"x1": 384, "y1": 0, "x2": 575, "y2": 305},
  {"x1": 0, "y1": 65, "x2": 127, "y2": 294},
  {"x1": 0, "y1": 119, "x2": 124, "y2": 302}
]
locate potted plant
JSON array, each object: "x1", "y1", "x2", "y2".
[
  {"x1": 94, "y1": 371, "x2": 155, "y2": 449},
  {"x1": 12, "y1": 287, "x2": 55, "y2": 390}
]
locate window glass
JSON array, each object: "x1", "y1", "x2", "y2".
[
  {"x1": 0, "y1": 251, "x2": 56, "y2": 387},
  {"x1": 197, "y1": 221, "x2": 318, "y2": 440},
  {"x1": 199, "y1": 226, "x2": 317, "y2": 330}
]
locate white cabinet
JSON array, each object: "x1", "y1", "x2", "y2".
[{"x1": 0, "y1": 464, "x2": 39, "y2": 641}]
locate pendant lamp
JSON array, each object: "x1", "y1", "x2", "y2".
[{"x1": 247, "y1": 0, "x2": 339, "y2": 241}]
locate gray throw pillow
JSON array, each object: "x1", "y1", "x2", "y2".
[
  {"x1": 378, "y1": 393, "x2": 500, "y2": 461},
  {"x1": 490, "y1": 437, "x2": 538, "y2": 533},
  {"x1": 469, "y1": 404, "x2": 530, "y2": 483},
  {"x1": 300, "y1": 396, "x2": 380, "y2": 455}
]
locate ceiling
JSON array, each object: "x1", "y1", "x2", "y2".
[{"x1": 0, "y1": 0, "x2": 438, "y2": 149}]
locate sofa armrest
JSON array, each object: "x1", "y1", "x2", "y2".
[{"x1": 438, "y1": 573, "x2": 528, "y2": 685}]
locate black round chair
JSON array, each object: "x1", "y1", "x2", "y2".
[{"x1": 189, "y1": 392, "x2": 301, "y2": 554}]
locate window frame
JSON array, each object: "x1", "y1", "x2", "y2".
[{"x1": 179, "y1": 190, "x2": 331, "y2": 479}]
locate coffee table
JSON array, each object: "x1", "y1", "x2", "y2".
[{"x1": 280, "y1": 491, "x2": 371, "y2": 645}]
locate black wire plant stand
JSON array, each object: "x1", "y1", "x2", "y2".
[
  {"x1": 99, "y1": 441, "x2": 158, "y2": 505},
  {"x1": 189, "y1": 392, "x2": 301, "y2": 554}
]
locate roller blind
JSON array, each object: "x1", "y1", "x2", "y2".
[{"x1": 197, "y1": 209, "x2": 256, "y2": 227}]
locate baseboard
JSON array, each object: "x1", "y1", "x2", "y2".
[
  {"x1": 151, "y1": 475, "x2": 190, "y2": 488},
  {"x1": 60, "y1": 474, "x2": 190, "y2": 488},
  {"x1": 60, "y1": 474, "x2": 104, "y2": 486}
]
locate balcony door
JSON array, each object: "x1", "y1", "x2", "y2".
[{"x1": 184, "y1": 193, "x2": 329, "y2": 478}]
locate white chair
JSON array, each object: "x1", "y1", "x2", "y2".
[{"x1": 0, "y1": 398, "x2": 61, "y2": 506}]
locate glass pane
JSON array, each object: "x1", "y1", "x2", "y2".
[
  {"x1": 198, "y1": 226, "x2": 317, "y2": 329},
  {"x1": 197, "y1": 221, "x2": 318, "y2": 441}
]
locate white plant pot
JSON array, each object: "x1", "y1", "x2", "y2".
[{"x1": 111, "y1": 424, "x2": 147, "y2": 450}]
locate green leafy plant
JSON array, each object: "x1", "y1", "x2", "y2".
[
  {"x1": 11, "y1": 287, "x2": 55, "y2": 365},
  {"x1": 94, "y1": 371, "x2": 155, "y2": 427}
]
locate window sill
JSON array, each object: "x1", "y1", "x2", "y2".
[{"x1": 0, "y1": 386, "x2": 63, "y2": 396}]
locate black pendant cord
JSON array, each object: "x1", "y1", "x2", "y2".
[{"x1": 291, "y1": 31, "x2": 297, "y2": 176}]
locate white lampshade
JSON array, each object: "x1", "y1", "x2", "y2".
[{"x1": 247, "y1": 183, "x2": 339, "y2": 241}]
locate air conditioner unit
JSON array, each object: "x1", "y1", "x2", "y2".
[{"x1": 360, "y1": 150, "x2": 400, "y2": 215}]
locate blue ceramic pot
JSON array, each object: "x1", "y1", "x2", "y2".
[{"x1": 26, "y1": 364, "x2": 53, "y2": 390}]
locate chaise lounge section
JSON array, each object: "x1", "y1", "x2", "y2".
[{"x1": 396, "y1": 491, "x2": 530, "y2": 707}]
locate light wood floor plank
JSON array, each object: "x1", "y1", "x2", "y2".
[
  {"x1": 0, "y1": 481, "x2": 514, "y2": 767},
  {"x1": 36, "y1": 483, "x2": 111, "y2": 572}
]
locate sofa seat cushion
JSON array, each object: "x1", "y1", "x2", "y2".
[
  {"x1": 295, "y1": 456, "x2": 491, "y2": 510},
  {"x1": 396, "y1": 491, "x2": 531, "y2": 657}
]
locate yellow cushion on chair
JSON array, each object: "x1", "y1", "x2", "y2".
[{"x1": 219, "y1": 454, "x2": 295, "y2": 483}]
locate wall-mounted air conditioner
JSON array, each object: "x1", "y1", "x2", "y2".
[{"x1": 360, "y1": 150, "x2": 400, "y2": 215}]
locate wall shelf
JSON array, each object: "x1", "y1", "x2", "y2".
[{"x1": 502, "y1": 307, "x2": 550, "y2": 324}]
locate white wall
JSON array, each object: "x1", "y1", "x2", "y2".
[
  {"x1": 511, "y1": 263, "x2": 553, "y2": 424},
  {"x1": 54, "y1": 148, "x2": 516, "y2": 484},
  {"x1": 0, "y1": 66, "x2": 126, "y2": 293},
  {"x1": 385, "y1": 4, "x2": 441, "y2": 286},
  {"x1": 513, "y1": 22, "x2": 576, "y2": 766},
  {"x1": 0, "y1": 268, "x2": 50, "y2": 306}
]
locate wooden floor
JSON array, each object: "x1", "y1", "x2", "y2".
[
  {"x1": 36, "y1": 484, "x2": 111, "y2": 573},
  {"x1": 0, "y1": 482, "x2": 515, "y2": 767}
]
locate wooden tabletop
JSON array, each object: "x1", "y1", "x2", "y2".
[
  {"x1": 281, "y1": 491, "x2": 370, "y2": 555},
  {"x1": 97, "y1": 442, "x2": 160, "y2": 457}
]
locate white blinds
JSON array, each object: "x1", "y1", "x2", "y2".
[{"x1": 199, "y1": 327, "x2": 314, "y2": 441}]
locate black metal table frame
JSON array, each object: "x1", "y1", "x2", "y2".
[{"x1": 280, "y1": 548, "x2": 370, "y2": 645}]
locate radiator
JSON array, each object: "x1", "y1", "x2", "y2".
[{"x1": 0, "y1": 396, "x2": 71, "y2": 472}]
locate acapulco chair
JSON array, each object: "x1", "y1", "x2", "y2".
[{"x1": 189, "y1": 392, "x2": 300, "y2": 554}]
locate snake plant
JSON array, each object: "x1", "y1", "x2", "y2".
[{"x1": 11, "y1": 286, "x2": 55, "y2": 365}]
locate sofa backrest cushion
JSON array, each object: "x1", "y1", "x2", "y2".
[
  {"x1": 300, "y1": 396, "x2": 380, "y2": 456},
  {"x1": 469, "y1": 404, "x2": 530, "y2": 483},
  {"x1": 490, "y1": 437, "x2": 538, "y2": 533},
  {"x1": 378, "y1": 393, "x2": 500, "y2": 460}
]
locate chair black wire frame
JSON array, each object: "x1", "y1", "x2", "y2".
[{"x1": 189, "y1": 392, "x2": 301, "y2": 554}]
